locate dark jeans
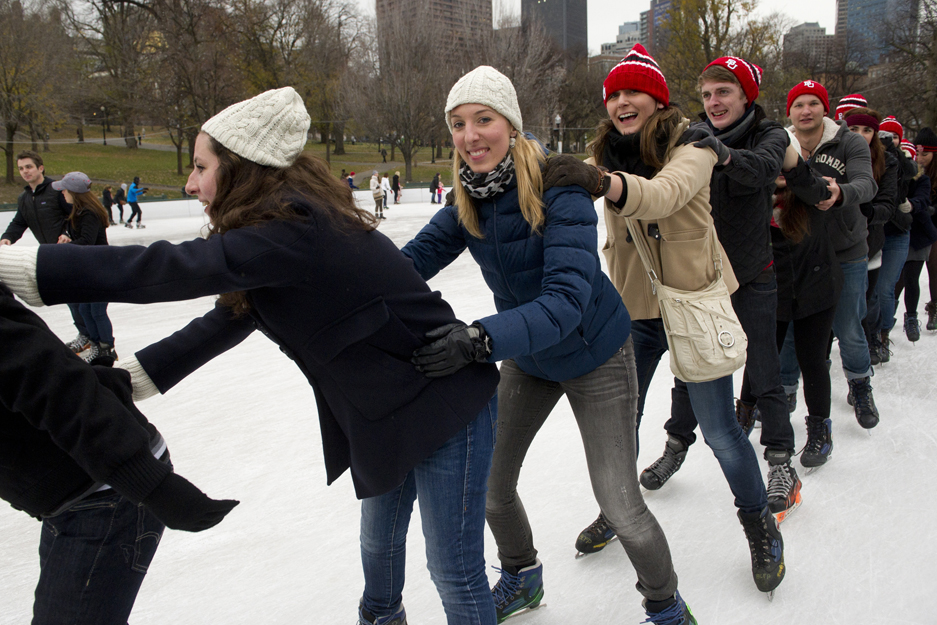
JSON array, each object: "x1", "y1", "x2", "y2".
[
  {"x1": 33, "y1": 491, "x2": 164, "y2": 625},
  {"x1": 632, "y1": 319, "x2": 767, "y2": 514},
  {"x1": 667, "y1": 274, "x2": 793, "y2": 454},
  {"x1": 777, "y1": 307, "x2": 836, "y2": 419},
  {"x1": 75, "y1": 302, "x2": 114, "y2": 344},
  {"x1": 360, "y1": 399, "x2": 497, "y2": 624},
  {"x1": 876, "y1": 232, "x2": 910, "y2": 332},
  {"x1": 127, "y1": 202, "x2": 142, "y2": 224}
]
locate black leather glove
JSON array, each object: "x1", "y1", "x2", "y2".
[
  {"x1": 694, "y1": 134, "x2": 731, "y2": 166},
  {"x1": 444, "y1": 189, "x2": 455, "y2": 207},
  {"x1": 411, "y1": 322, "x2": 491, "y2": 378},
  {"x1": 142, "y1": 472, "x2": 239, "y2": 532},
  {"x1": 678, "y1": 125, "x2": 712, "y2": 145},
  {"x1": 542, "y1": 155, "x2": 608, "y2": 196}
]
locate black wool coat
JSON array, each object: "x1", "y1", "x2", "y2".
[
  {"x1": 0, "y1": 283, "x2": 170, "y2": 519},
  {"x1": 33, "y1": 199, "x2": 500, "y2": 499}
]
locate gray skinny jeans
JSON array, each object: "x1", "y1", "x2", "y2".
[{"x1": 486, "y1": 337, "x2": 679, "y2": 602}]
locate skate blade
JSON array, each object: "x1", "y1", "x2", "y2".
[
  {"x1": 574, "y1": 536, "x2": 618, "y2": 558},
  {"x1": 774, "y1": 496, "x2": 802, "y2": 524},
  {"x1": 503, "y1": 602, "x2": 546, "y2": 621},
  {"x1": 766, "y1": 590, "x2": 775, "y2": 601}
]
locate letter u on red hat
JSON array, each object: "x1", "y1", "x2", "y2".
[
  {"x1": 786, "y1": 80, "x2": 829, "y2": 117},
  {"x1": 603, "y1": 44, "x2": 669, "y2": 107}
]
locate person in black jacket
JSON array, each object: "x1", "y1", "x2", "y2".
[
  {"x1": 773, "y1": 134, "x2": 843, "y2": 472},
  {"x1": 114, "y1": 183, "x2": 128, "y2": 223},
  {"x1": 102, "y1": 184, "x2": 117, "y2": 225},
  {"x1": 1, "y1": 150, "x2": 70, "y2": 246},
  {"x1": 639, "y1": 57, "x2": 800, "y2": 521},
  {"x1": 0, "y1": 280, "x2": 237, "y2": 624},
  {"x1": 429, "y1": 172, "x2": 440, "y2": 203},
  {"x1": 0, "y1": 87, "x2": 500, "y2": 625},
  {"x1": 54, "y1": 172, "x2": 118, "y2": 363}
]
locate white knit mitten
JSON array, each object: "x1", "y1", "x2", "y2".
[
  {"x1": 115, "y1": 356, "x2": 161, "y2": 401},
  {"x1": 0, "y1": 246, "x2": 42, "y2": 306},
  {"x1": 898, "y1": 200, "x2": 912, "y2": 214}
]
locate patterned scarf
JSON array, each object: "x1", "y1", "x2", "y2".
[{"x1": 459, "y1": 153, "x2": 515, "y2": 199}]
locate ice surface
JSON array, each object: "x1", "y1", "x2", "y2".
[{"x1": 1, "y1": 202, "x2": 934, "y2": 624}]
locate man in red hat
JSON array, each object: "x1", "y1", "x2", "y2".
[
  {"x1": 782, "y1": 80, "x2": 879, "y2": 464},
  {"x1": 640, "y1": 56, "x2": 802, "y2": 522}
]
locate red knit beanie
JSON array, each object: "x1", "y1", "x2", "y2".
[
  {"x1": 878, "y1": 116, "x2": 903, "y2": 141},
  {"x1": 603, "y1": 44, "x2": 669, "y2": 107},
  {"x1": 786, "y1": 80, "x2": 829, "y2": 117},
  {"x1": 901, "y1": 140, "x2": 917, "y2": 160},
  {"x1": 702, "y1": 56, "x2": 763, "y2": 104},
  {"x1": 834, "y1": 94, "x2": 868, "y2": 121}
]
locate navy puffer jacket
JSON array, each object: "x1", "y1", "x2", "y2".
[{"x1": 402, "y1": 180, "x2": 631, "y2": 382}]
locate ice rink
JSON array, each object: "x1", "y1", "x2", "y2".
[{"x1": 1, "y1": 200, "x2": 934, "y2": 624}]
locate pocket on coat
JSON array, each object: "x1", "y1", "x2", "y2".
[{"x1": 659, "y1": 232, "x2": 715, "y2": 291}]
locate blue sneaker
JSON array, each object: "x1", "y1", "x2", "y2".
[
  {"x1": 492, "y1": 560, "x2": 543, "y2": 623},
  {"x1": 358, "y1": 602, "x2": 407, "y2": 625},
  {"x1": 642, "y1": 591, "x2": 697, "y2": 625}
]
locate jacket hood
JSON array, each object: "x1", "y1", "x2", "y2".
[{"x1": 786, "y1": 117, "x2": 843, "y2": 152}]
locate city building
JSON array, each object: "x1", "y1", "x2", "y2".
[
  {"x1": 521, "y1": 0, "x2": 588, "y2": 56},
  {"x1": 600, "y1": 21, "x2": 641, "y2": 57},
  {"x1": 375, "y1": 0, "x2": 492, "y2": 65},
  {"x1": 782, "y1": 21, "x2": 835, "y2": 64},
  {"x1": 638, "y1": 0, "x2": 672, "y2": 54}
]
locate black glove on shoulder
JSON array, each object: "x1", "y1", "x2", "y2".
[
  {"x1": 444, "y1": 189, "x2": 455, "y2": 207},
  {"x1": 142, "y1": 472, "x2": 239, "y2": 532},
  {"x1": 411, "y1": 322, "x2": 491, "y2": 378},
  {"x1": 542, "y1": 154, "x2": 608, "y2": 196},
  {"x1": 693, "y1": 134, "x2": 731, "y2": 166},
  {"x1": 678, "y1": 125, "x2": 712, "y2": 146}
]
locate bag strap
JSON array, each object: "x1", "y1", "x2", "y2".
[{"x1": 623, "y1": 218, "x2": 725, "y2": 295}]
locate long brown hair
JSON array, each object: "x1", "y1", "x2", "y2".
[
  {"x1": 204, "y1": 134, "x2": 377, "y2": 314},
  {"x1": 451, "y1": 131, "x2": 544, "y2": 239},
  {"x1": 846, "y1": 107, "x2": 885, "y2": 182},
  {"x1": 588, "y1": 105, "x2": 684, "y2": 172},
  {"x1": 68, "y1": 191, "x2": 110, "y2": 230},
  {"x1": 774, "y1": 186, "x2": 811, "y2": 244}
]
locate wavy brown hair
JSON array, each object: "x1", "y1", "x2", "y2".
[
  {"x1": 588, "y1": 105, "x2": 684, "y2": 173},
  {"x1": 846, "y1": 107, "x2": 885, "y2": 182},
  {"x1": 203, "y1": 134, "x2": 377, "y2": 314},
  {"x1": 67, "y1": 191, "x2": 110, "y2": 230}
]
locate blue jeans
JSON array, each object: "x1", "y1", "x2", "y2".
[
  {"x1": 33, "y1": 491, "x2": 164, "y2": 625},
  {"x1": 486, "y1": 339, "x2": 678, "y2": 602},
  {"x1": 360, "y1": 398, "x2": 497, "y2": 625},
  {"x1": 666, "y1": 274, "x2": 793, "y2": 454},
  {"x1": 781, "y1": 258, "x2": 871, "y2": 384},
  {"x1": 79, "y1": 302, "x2": 114, "y2": 344},
  {"x1": 632, "y1": 319, "x2": 767, "y2": 514},
  {"x1": 876, "y1": 233, "x2": 910, "y2": 332}
]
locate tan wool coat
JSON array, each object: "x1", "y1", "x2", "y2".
[{"x1": 590, "y1": 121, "x2": 739, "y2": 320}]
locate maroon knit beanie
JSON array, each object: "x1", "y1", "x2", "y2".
[
  {"x1": 786, "y1": 80, "x2": 830, "y2": 117},
  {"x1": 702, "y1": 56, "x2": 763, "y2": 104},
  {"x1": 603, "y1": 44, "x2": 669, "y2": 107}
]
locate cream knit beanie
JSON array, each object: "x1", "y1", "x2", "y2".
[
  {"x1": 202, "y1": 87, "x2": 310, "y2": 168},
  {"x1": 445, "y1": 66, "x2": 522, "y2": 134}
]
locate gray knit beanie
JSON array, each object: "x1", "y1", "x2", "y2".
[
  {"x1": 202, "y1": 87, "x2": 310, "y2": 168},
  {"x1": 445, "y1": 66, "x2": 523, "y2": 134}
]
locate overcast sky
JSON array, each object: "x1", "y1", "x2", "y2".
[{"x1": 355, "y1": 0, "x2": 838, "y2": 57}]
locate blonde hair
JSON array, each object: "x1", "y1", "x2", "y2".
[{"x1": 451, "y1": 132, "x2": 545, "y2": 239}]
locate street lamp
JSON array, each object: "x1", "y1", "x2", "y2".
[
  {"x1": 554, "y1": 114, "x2": 562, "y2": 154},
  {"x1": 101, "y1": 106, "x2": 107, "y2": 146}
]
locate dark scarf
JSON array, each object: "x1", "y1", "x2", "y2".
[
  {"x1": 459, "y1": 153, "x2": 515, "y2": 199},
  {"x1": 602, "y1": 130, "x2": 657, "y2": 180},
  {"x1": 703, "y1": 103, "x2": 759, "y2": 148}
]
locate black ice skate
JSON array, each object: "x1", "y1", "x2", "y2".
[
  {"x1": 848, "y1": 377, "x2": 879, "y2": 430},
  {"x1": 801, "y1": 416, "x2": 833, "y2": 471},
  {"x1": 905, "y1": 312, "x2": 921, "y2": 342},
  {"x1": 65, "y1": 333, "x2": 91, "y2": 353},
  {"x1": 926, "y1": 302, "x2": 937, "y2": 331},
  {"x1": 738, "y1": 507, "x2": 785, "y2": 599},
  {"x1": 765, "y1": 450, "x2": 801, "y2": 524},
  {"x1": 574, "y1": 512, "x2": 617, "y2": 557},
  {"x1": 736, "y1": 400, "x2": 757, "y2": 436},
  {"x1": 640, "y1": 435, "x2": 688, "y2": 491}
]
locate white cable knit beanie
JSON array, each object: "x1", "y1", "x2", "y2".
[
  {"x1": 445, "y1": 66, "x2": 523, "y2": 134},
  {"x1": 202, "y1": 87, "x2": 310, "y2": 168}
]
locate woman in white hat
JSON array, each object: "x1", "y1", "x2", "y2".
[
  {"x1": 404, "y1": 65, "x2": 692, "y2": 624},
  {"x1": 0, "y1": 87, "x2": 500, "y2": 625}
]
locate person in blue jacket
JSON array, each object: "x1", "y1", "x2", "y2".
[
  {"x1": 0, "y1": 87, "x2": 500, "y2": 625},
  {"x1": 125, "y1": 176, "x2": 147, "y2": 228},
  {"x1": 406, "y1": 66, "x2": 693, "y2": 625}
]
